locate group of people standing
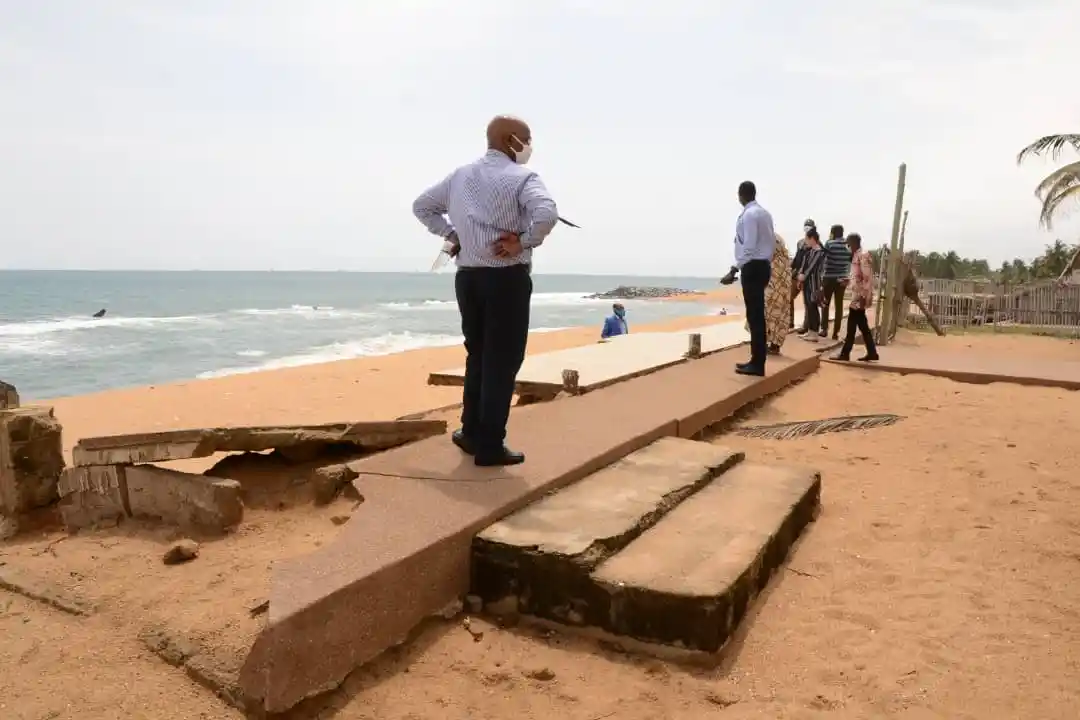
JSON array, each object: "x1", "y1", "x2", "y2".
[
  {"x1": 731, "y1": 199, "x2": 880, "y2": 372},
  {"x1": 412, "y1": 114, "x2": 879, "y2": 466},
  {"x1": 786, "y1": 219, "x2": 879, "y2": 362}
]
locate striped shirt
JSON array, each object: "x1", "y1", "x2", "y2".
[
  {"x1": 822, "y1": 237, "x2": 853, "y2": 279},
  {"x1": 412, "y1": 150, "x2": 559, "y2": 268}
]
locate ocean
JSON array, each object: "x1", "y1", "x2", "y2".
[{"x1": 0, "y1": 271, "x2": 733, "y2": 400}]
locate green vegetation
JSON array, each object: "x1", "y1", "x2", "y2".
[{"x1": 868, "y1": 240, "x2": 1077, "y2": 281}]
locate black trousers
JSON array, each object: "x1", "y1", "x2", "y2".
[
  {"x1": 455, "y1": 264, "x2": 532, "y2": 453},
  {"x1": 803, "y1": 285, "x2": 821, "y2": 332},
  {"x1": 789, "y1": 272, "x2": 798, "y2": 328},
  {"x1": 740, "y1": 259, "x2": 771, "y2": 368},
  {"x1": 820, "y1": 278, "x2": 847, "y2": 338},
  {"x1": 839, "y1": 307, "x2": 877, "y2": 358}
]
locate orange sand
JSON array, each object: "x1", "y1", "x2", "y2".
[
  {"x1": 46, "y1": 308, "x2": 740, "y2": 458},
  {"x1": 3, "y1": 314, "x2": 1080, "y2": 719}
]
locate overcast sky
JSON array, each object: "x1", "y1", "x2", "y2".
[{"x1": 1, "y1": 0, "x2": 1078, "y2": 275}]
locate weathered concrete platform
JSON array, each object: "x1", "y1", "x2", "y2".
[
  {"x1": 428, "y1": 322, "x2": 751, "y2": 394},
  {"x1": 591, "y1": 463, "x2": 821, "y2": 653},
  {"x1": 72, "y1": 420, "x2": 447, "y2": 466},
  {"x1": 825, "y1": 346, "x2": 1080, "y2": 390},
  {"x1": 237, "y1": 340, "x2": 822, "y2": 714},
  {"x1": 472, "y1": 438, "x2": 743, "y2": 626}
]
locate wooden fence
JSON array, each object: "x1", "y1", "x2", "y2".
[{"x1": 900, "y1": 279, "x2": 1080, "y2": 334}]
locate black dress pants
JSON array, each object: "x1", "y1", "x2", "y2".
[
  {"x1": 839, "y1": 307, "x2": 878, "y2": 358},
  {"x1": 455, "y1": 264, "x2": 532, "y2": 454},
  {"x1": 820, "y1": 278, "x2": 847, "y2": 338},
  {"x1": 740, "y1": 259, "x2": 771, "y2": 369}
]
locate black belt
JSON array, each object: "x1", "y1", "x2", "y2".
[{"x1": 457, "y1": 263, "x2": 531, "y2": 275}]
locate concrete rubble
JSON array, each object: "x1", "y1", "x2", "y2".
[
  {"x1": 1, "y1": 406, "x2": 65, "y2": 534},
  {"x1": 58, "y1": 420, "x2": 445, "y2": 533},
  {"x1": 0, "y1": 380, "x2": 18, "y2": 410}
]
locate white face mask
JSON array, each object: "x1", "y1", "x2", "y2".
[{"x1": 511, "y1": 135, "x2": 533, "y2": 165}]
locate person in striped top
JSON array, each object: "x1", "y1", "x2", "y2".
[
  {"x1": 412, "y1": 115, "x2": 559, "y2": 466},
  {"x1": 820, "y1": 224, "x2": 853, "y2": 340}
]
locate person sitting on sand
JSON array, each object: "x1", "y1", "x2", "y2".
[{"x1": 601, "y1": 303, "x2": 629, "y2": 339}]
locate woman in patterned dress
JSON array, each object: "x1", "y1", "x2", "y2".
[{"x1": 745, "y1": 233, "x2": 793, "y2": 354}]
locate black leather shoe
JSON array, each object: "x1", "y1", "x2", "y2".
[
  {"x1": 830, "y1": 354, "x2": 850, "y2": 361},
  {"x1": 451, "y1": 429, "x2": 475, "y2": 455},
  {"x1": 857, "y1": 354, "x2": 880, "y2": 362},
  {"x1": 735, "y1": 365, "x2": 765, "y2": 377},
  {"x1": 474, "y1": 446, "x2": 525, "y2": 467}
]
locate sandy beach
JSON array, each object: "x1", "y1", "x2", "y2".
[
  {"x1": 43, "y1": 303, "x2": 741, "y2": 459},
  {"x1": 3, "y1": 298, "x2": 1080, "y2": 719}
]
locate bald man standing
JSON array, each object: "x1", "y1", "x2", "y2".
[{"x1": 412, "y1": 116, "x2": 559, "y2": 466}]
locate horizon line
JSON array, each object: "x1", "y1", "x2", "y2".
[{"x1": 0, "y1": 268, "x2": 722, "y2": 279}]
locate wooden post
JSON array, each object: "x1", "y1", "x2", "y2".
[
  {"x1": 686, "y1": 333, "x2": 702, "y2": 359},
  {"x1": 892, "y1": 210, "x2": 910, "y2": 330},
  {"x1": 561, "y1": 369, "x2": 580, "y2": 394},
  {"x1": 878, "y1": 163, "x2": 907, "y2": 345}
]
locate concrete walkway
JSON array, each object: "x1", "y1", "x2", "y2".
[
  {"x1": 826, "y1": 345, "x2": 1080, "y2": 390},
  {"x1": 428, "y1": 322, "x2": 751, "y2": 395},
  {"x1": 239, "y1": 339, "x2": 823, "y2": 714}
]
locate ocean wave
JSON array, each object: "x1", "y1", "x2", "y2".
[
  {"x1": 0, "y1": 336, "x2": 69, "y2": 357},
  {"x1": 0, "y1": 313, "x2": 207, "y2": 338},
  {"x1": 230, "y1": 305, "x2": 372, "y2": 319},
  {"x1": 380, "y1": 292, "x2": 609, "y2": 311},
  {"x1": 235, "y1": 349, "x2": 267, "y2": 357},
  {"x1": 197, "y1": 331, "x2": 463, "y2": 379}
]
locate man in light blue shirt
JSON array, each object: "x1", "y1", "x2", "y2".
[
  {"x1": 412, "y1": 115, "x2": 559, "y2": 467},
  {"x1": 732, "y1": 180, "x2": 776, "y2": 376}
]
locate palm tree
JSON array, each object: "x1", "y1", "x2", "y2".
[
  {"x1": 1042, "y1": 239, "x2": 1073, "y2": 277},
  {"x1": 1016, "y1": 134, "x2": 1080, "y2": 229}
]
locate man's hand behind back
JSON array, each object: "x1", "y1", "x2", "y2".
[{"x1": 494, "y1": 232, "x2": 523, "y2": 259}]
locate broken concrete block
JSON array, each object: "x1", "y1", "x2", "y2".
[
  {"x1": 125, "y1": 465, "x2": 243, "y2": 532},
  {"x1": 57, "y1": 465, "x2": 129, "y2": 531},
  {"x1": 590, "y1": 463, "x2": 822, "y2": 653},
  {"x1": 0, "y1": 381, "x2": 18, "y2": 409},
  {"x1": 0, "y1": 406, "x2": 64, "y2": 516},
  {"x1": 163, "y1": 538, "x2": 200, "y2": 565},
  {"x1": 312, "y1": 464, "x2": 360, "y2": 505},
  {"x1": 73, "y1": 420, "x2": 447, "y2": 466},
  {"x1": 471, "y1": 438, "x2": 743, "y2": 627}
]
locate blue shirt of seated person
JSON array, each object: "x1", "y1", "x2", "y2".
[{"x1": 601, "y1": 303, "x2": 629, "y2": 339}]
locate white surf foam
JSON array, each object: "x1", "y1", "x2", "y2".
[
  {"x1": 230, "y1": 305, "x2": 371, "y2": 319},
  {"x1": 0, "y1": 314, "x2": 206, "y2": 338},
  {"x1": 197, "y1": 331, "x2": 463, "y2": 378},
  {"x1": 380, "y1": 292, "x2": 610, "y2": 311}
]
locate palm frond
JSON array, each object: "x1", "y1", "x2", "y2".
[
  {"x1": 1039, "y1": 183, "x2": 1080, "y2": 230},
  {"x1": 1017, "y1": 134, "x2": 1080, "y2": 164},
  {"x1": 1033, "y1": 160, "x2": 1080, "y2": 200},
  {"x1": 734, "y1": 414, "x2": 902, "y2": 440}
]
